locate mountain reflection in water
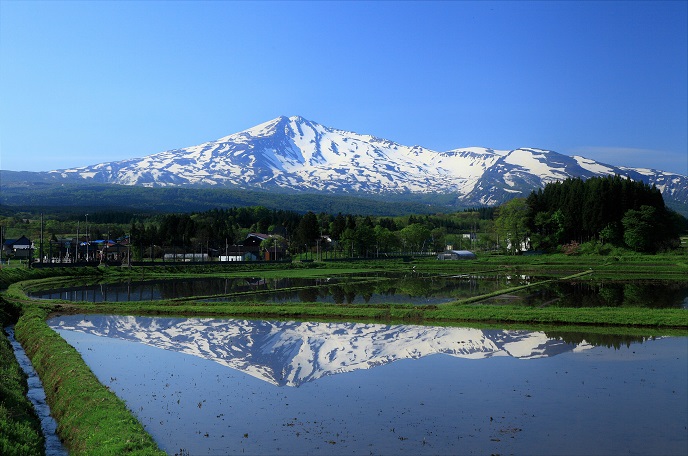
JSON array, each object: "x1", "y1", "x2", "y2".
[{"x1": 48, "y1": 315, "x2": 591, "y2": 387}]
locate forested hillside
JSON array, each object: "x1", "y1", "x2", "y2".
[
  {"x1": 523, "y1": 176, "x2": 684, "y2": 253},
  {"x1": 0, "y1": 181, "x2": 454, "y2": 217}
]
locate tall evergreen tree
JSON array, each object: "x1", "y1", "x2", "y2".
[
  {"x1": 296, "y1": 211, "x2": 320, "y2": 247},
  {"x1": 525, "y1": 175, "x2": 681, "y2": 252}
]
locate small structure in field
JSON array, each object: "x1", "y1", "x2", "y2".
[
  {"x1": 2, "y1": 235, "x2": 33, "y2": 260},
  {"x1": 437, "y1": 249, "x2": 477, "y2": 260}
]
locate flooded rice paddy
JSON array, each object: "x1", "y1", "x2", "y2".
[
  {"x1": 29, "y1": 274, "x2": 688, "y2": 308},
  {"x1": 30, "y1": 273, "x2": 540, "y2": 305},
  {"x1": 482, "y1": 279, "x2": 688, "y2": 308},
  {"x1": 48, "y1": 315, "x2": 688, "y2": 455}
]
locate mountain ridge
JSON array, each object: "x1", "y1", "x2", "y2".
[
  {"x1": 49, "y1": 315, "x2": 590, "y2": 387},
  {"x1": 6, "y1": 115, "x2": 688, "y2": 212}
]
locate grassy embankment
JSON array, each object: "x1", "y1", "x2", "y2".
[
  {"x1": 0, "y1": 298, "x2": 44, "y2": 456},
  {"x1": 1, "y1": 254, "x2": 687, "y2": 454},
  {"x1": 13, "y1": 306, "x2": 165, "y2": 456}
]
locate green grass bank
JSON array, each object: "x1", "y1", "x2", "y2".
[{"x1": 0, "y1": 298, "x2": 44, "y2": 456}]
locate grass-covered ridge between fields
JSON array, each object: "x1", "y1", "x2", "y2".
[
  {"x1": 0, "y1": 301, "x2": 44, "y2": 456},
  {"x1": 0, "y1": 255, "x2": 687, "y2": 455},
  {"x1": 3, "y1": 256, "x2": 688, "y2": 329}
]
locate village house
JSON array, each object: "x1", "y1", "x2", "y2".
[
  {"x1": 221, "y1": 233, "x2": 287, "y2": 262},
  {"x1": 2, "y1": 235, "x2": 33, "y2": 260}
]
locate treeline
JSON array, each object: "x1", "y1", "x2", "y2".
[
  {"x1": 1, "y1": 204, "x2": 497, "y2": 259},
  {"x1": 1, "y1": 175, "x2": 685, "y2": 258},
  {"x1": 522, "y1": 175, "x2": 684, "y2": 252},
  {"x1": 129, "y1": 207, "x2": 497, "y2": 257}
]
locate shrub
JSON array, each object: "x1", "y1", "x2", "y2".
[
  {"x1": 579, "y1": 241, "x2": 612, "y2": 255},
  {"x1": 561, "y1": 241, "x2": 580, "y2": 255}
]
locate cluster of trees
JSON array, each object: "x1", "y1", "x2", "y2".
[
  {"x1": 128, "y1": 207, "x2": 496, "y2": 258},
  {"x1": 496, "y1": 176, "x2": 685, "y2": 253}
]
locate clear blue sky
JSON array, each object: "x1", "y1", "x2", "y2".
[{"x1": 1, "y1": 0, "x2": 686, "y2": 175}]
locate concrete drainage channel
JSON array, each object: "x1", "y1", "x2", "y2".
[{"x1": 5, "y1": 326, "x2": 69, "y2": 456}]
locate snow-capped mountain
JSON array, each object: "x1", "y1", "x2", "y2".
[
  {"x1": 50, "y1": 115, "x2": 687, "y2": 207},
  {"x1": 49, "y1": 315, "x2": 590, "y2": 387}
]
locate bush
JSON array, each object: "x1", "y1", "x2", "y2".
[
  {"x1": 561, "y1": 241, "x2": 580, "y2": 255},
  {"x1": 578, "y1": 241, "x2": 612, "y2": 256}
]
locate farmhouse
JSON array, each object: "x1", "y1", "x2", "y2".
[
  {"x1": 2, "y1": 235, "x2": 33, "y2": 260},
  {"x1": 97, "y1": 240, "x2": 129, "y2": 262},
  {"x1": 221, "y1": 233, "x2": 287, "y2": 261}
]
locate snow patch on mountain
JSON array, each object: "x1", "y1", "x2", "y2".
[{"x1": 573, "y1": 156, "x2": 616, "y2": 175}]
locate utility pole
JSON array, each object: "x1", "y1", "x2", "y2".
[
  {"x1": 40, "y1": 213, "x2": 44, "y2": 264},
  {"x1": 85, "y1": 214, "x2": 89, "y2": 262},
  {"x1": 126, "y1": 232, "x2": 132, "y2": 268}
]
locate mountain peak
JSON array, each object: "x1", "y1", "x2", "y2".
[
  {"x1": 50, "y1": 315, "x2": 590, "y2": 387},
  {"x1": 288, "y1": 114, "x2": 309, "y2": 123},
  {"x1": 47, "y1": 117, "x2": 687, "y2": 211}
]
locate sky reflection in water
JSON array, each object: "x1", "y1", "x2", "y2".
[{"x1": 49, "y1": 315, "x2": 688, "y2": 455}]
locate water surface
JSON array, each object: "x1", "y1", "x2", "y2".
[
  {"x1": 482, "y1": 279, "x2": 688, "y2": 308},
  {"x1": 49, "y1": 315, "x2": 688, "y2": 455},
  {"x1": 31, "y1": 276, "x2": 688, "y2": 308}
]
